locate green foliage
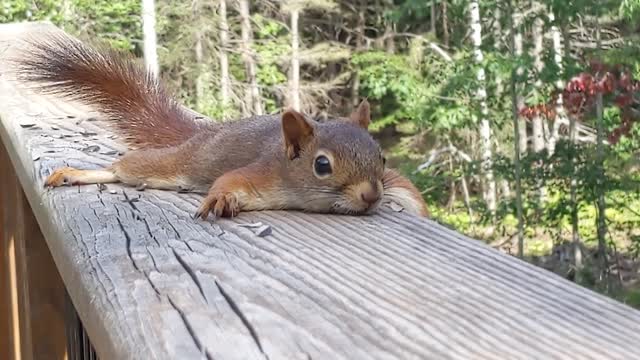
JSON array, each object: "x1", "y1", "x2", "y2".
[
  {"x1": 353, "y1": 48, "x2": 481, "y2": 132},
  {"x1": 71, "y1": 0, "x2": 141, "y2": 50},
  {"x1": 0, "y1": 0, "x2": 64, "y2": 23},
  {"x1": 352, "y1": 50, "x2": 428, "y2": 130},
  {"x1": 252, "y1": 14, "x2": 289, "y2": 114},
  {"x1": 620, "y1": 0, "x2": 640, "y2": 20},
  {"x1": 1, "y1": 1, "x2": 140, "y2": 50}
]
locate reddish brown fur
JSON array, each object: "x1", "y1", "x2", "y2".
[
  {"x1": 195, "y1": 163, "x2": 282, "y2": 218},
  {"x1": 14, "y1": 31, "x2": 210, "y2": 148},
  {"x1": 111, "y1": 142, "x2": 198, "y2": 185},
  {"x1": 382, "y1": 169, "x2": 429, "y2": 217},
  {"x1": 21, "y1": 34, "x2": 428, "y2": 219}
]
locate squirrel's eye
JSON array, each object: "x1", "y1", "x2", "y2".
[
  {"x1": 383, "y1": 157, "x2": 387, "y2": 166},
  {"x1": 314, "y1": 155, "x2": 332, "y2": 177}
]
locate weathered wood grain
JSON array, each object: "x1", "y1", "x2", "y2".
[{"x1": 2, "y1": 22, "x2": 640, "y2": 360}]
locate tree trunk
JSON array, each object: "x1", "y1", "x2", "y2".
[
  {"x1": 493, "y1": 8, "x2": 503, "y2": 97},
  {"x1": 469, "y1": 0, "x2": 497, "y2": 215},
  {"x1": 193, "y1": 0, "x2": 205, "y2": 110},
  {"x1": 531, "y1": 16, "x2": 545, "y2": 156},
  {"x1": 385, "y1": 23, "x2": 396, "y2": 54},
  {"x1": 61, "y1": 0, "x2": 73, "y2": 22},
  {"x1": 142, "y1": 0, "x2": 159, "y2": 77},
  {"x1": 442, "y1": 1, "x2": 449, "y2": 47},
  {"x1": 546, "y1": 11, "x2": 567, "y2": 156},
  {"x1": 569, "y1": 112, "x2": 582, "y2": 271},
  {"x1": 461, "y1": 175, "x2": 473, "y2": 218},
  {"x1": 384, "y1": 0, "x2": 396, "y2": 54},
  {"x1": 509, "y1": 0, "x2": 525, "y2": 258},
  {"x1": 219, "y1": 0, "x2": 231, "y2": 112},
  {"x1": 431, "y1": 0, "x2": 437, "y2": 35},
  {"x1": 493, "y1": 8, "x2": 502, "y2": 49},
  {"x1": 447, "y1": 156, "x2": 457, "y2": 211},
  {"x1": 352, "y1": 0, "x2": 366, "y2": 107},
  {"x1": 495, "y1": 141, "x2": 511, "y2": 199},
  {"x1": 238, "y1": 0, "x2": 263, "y2": 115},
  {"x1": 513, "y1": 11, "x2": 527, "y2": 156},
  {"x1": 531, "y1": 15, "x2": 546, "y2": 203},
  {"x1": 564, "y1": 24, "x2": 582, "y2": 273},
  {"x1": 290, "y1": 8, "x2": 301, "y2": 111},
  {"x1": 594, "y1": 19, "x2": 609, "y2": 284}
]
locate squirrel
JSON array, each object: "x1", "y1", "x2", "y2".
[{"x1": 13, "y1": 31, "x2": 428, "y2": 219}]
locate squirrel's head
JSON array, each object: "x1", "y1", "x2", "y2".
[{"x1": 281, "y1": 100, "x2": 385, "y2": 215}]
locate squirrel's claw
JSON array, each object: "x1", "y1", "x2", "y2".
[
  {"x1": 45, "y1": 167, "x2": 78, "y2": 187},
  {"x1": 195, "y1": 191, "x2": 240, "y2": 220}
]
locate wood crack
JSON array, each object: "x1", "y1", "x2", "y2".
[
  {"x1": 117, "y1": 216, "x2": 139, "y2": 271},
  {"x1": 159, "y1": 207, "x2": 182, "y2": 239},
  {"x1": 97, "y1": 194, "x2": 106, "y2": 207},
  {"x1": 141, "y1": 216, "x2": 161, "y2": 247},
  {"x1": 215, "y1": 280, "x2": 268, "y2": 359},
  {"x1": 121, "y1": 190, "x2": 139, "y2": 211},
  {"x1": 80, "y1": 213, "x2": 94, "y2": 233},
  {"x1": 167, "y1": 296, "x2": 213, "y2": 360},
  {"x1": 143, "y1": 271, "x2": 161, "y2": 298},
  {"x1": 172, "y1": 248, "x2": 208, "y2": 304},
  {"x1": 116, "y1": 217, "x2": 161, "y2": 298}
]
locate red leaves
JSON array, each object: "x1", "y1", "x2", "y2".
[
  {"x1": 608, "y1": 113, "x2": 634, "y2": 144},
  {"x1": 519, "y1": 104, "x2": 555, "y2": 120},
  {"x1": 520, "y1": 61, "x2": 639, "y2": 144},
  {"x1": 615, "y1": 94, "x2": 632, "y2": 107}
]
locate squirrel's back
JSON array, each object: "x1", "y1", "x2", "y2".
[{"x1": 13, "y1": 31, "x2": 207, "y2": 148}]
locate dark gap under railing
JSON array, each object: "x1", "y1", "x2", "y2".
[{"x1": 64, "y1": 290, "x2": 98, "y2": 360}]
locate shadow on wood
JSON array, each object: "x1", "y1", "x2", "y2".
[{"x1": 1, "y1": 136, "x2": 68, "y2": 360}]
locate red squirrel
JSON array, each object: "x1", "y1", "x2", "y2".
[{"x1": 13, "y1": 31, "x2": 428, "y2": 219}]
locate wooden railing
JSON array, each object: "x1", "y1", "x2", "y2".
[{"x1": 2, "y1": 22, "x2": 640, "y2": 360}]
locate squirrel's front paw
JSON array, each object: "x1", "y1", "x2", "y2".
[
  {"x1": 194, "y1": 191, "x2": 240, "y2": 220},
  {"x1": 45, "y1": 167, "x2": 80, "y2": 187}
]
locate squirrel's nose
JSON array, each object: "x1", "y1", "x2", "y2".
[{"x1": 360, "y1": 187, "x2": 381, "y2": 205}]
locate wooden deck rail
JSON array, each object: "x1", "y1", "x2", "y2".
[{"x1": 2, "y1": 22, "x2": 640, "y2": 360}]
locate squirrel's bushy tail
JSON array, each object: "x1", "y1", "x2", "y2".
[{"x1": 14, "y1": 31, "x2": 201, "y2": 148}]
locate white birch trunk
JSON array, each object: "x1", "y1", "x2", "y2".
[
  {"x1": 493, "y1": 8, "x2": 503, "y2": 96},
  {"x1": 461, "y1": 175, "x2": 473, "y2": 218},
  {"x1": 470, "y1": 0, "x2": 496, "y2": 214},
  {"x1": 509, "y1": 0, "x2": 525, "y2": 258},
  {"x1": 61, "y1": 0, "x2": 73, "y2": 22},
  {"x1": 531, "y1": 15, "x2": 546, "y2": 202},
  {"x1": 514, "y1": 11, "x2": 527, "y2": 156},
  {"x1": 219, "y1": 0, "x2": 231, "y2": 111},
  {"x1": 290, "y1": 8, "x2": 301, "y2": 111},
  {"x1": 142, "y1": 0, "x2": 159, "y2": 77},
  {"x1": 493, "y1": 8, "x2": 502, "y2": 49},
  {"x1": 563, "y1": 24, "x2": 582, "y2": 270},
  {"x1": 531, "y1": 16, "x2": 545, "y2": 155},
  {"x1": 594, "y1": 18, "x2": 609, "y2": 280},
  {"x1": 546, "y1": 11, "x2": 567, "y2": 155},
  {"x1": 238, "y1": 0, "x2": 263, "y2": 115}
]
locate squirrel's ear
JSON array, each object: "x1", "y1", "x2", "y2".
[
  {"x1": 282, "y1": 109, "x2": 314, "y2": 160},
  {"x1": 348, "y1": 99, "x2": 371, "y2": 130}
]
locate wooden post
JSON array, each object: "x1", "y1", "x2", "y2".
[{"x1": 0, "y1": 136, "x2": 68, "y2": 360}]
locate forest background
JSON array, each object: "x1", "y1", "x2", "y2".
[{"x1": 3, "y1": 0, "x2": 640, "y2": 307}]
